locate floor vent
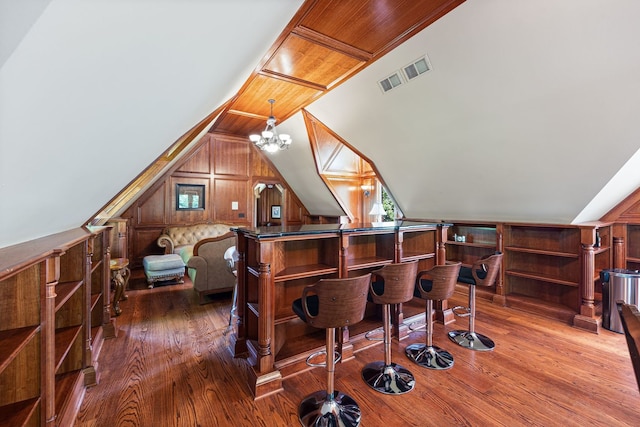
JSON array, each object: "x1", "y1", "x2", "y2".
[{"x1": 402, "y1": 55, "x2": 431, "y2": 81}]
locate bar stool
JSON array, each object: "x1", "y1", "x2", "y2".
[
  {"x1": 362, "y1": 261, "x2": 418, "y2": 395},
  {"x1": 448, "y1": 252, "x2": 502, "y2": 351},
  {"x1": 291, "y1": 274, "x2": 371, "y2": 427},
  {"x1": 405, "y1": 262, "x2": 461, "y2": 370},
  {"x1": 223, "y1": 246, "x2": 239, "y2": 336}
]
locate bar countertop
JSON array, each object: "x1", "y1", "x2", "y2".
[{"x1": 231, "y1": 220, "x2": 449, "y2": 239}]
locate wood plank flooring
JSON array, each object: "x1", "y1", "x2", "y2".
[{"x1": 76, "y1": 278, "x2": 639, "y2": 427}]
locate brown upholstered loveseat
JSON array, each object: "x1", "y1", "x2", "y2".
[
  {"x1": 157, "y1": 222, "x2": 233, "y2": 264},
  {"x1": 156, "y1": 223, "x2": 236, "y2": 302}
]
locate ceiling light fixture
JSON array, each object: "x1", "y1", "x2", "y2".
[{"x1": 249, "y1": 99, "x2": 292, "y2": 153}]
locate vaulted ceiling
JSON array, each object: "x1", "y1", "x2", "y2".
[{"x1": 2, "y1": 0, "x2": 640, "y2": 248}]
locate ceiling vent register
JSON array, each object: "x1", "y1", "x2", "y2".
[{"x1": 378, "y1": 55, "x2": 432, "y2": 93}]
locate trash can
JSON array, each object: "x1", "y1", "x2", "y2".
[{"x1": 600, "y1": 268, "x2": 640, "y2": 333}]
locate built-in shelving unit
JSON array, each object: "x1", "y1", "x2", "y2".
[
  {"x1": 0, "y1": 227, "x2": 111, "y2": 426},
  {"x1": 503, "y1": 224, "x2": 581, "y2": 323},
  {"x1": 628, "y1": 224, "x2": 640, "y2": 271},
  {"x1": 0, "y1": 260, "x2": 44, "y2": 427},
  {"x1": 444, "y1": 222, "x2": 503, "y2": 304},
  {"x1": 345, "y1": 229, "x2": 395, "y2": 272}
]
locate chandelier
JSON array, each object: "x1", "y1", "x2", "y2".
[{"x1": 249, "y1": 99, "x2": 292, "y2": 153}]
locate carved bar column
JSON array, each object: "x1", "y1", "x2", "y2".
[
  {"x1": 338, "y1": 236, "x2": 350, "y2": 356},
  {"x1": 436, "y1": 224, "x2": 448, "y2": 265},
  {"x1": 257, "y1": 260, "x2": 273, "y2": 368},
  {"x1": 249, "y1": 240, "x2": 282, "y2": 398},
  {"x1": 613, "y1": 236, "x2": 625, "y2": 269},
  {"x1": 436, "y1": 224, "x2": 454, "y2": 324},
  {"x1": 232, "y1": 232, "x2": 247, "y2": 357},
  {"x1": 45, "y1": 256, "x2": 60, "y2": 426},
  {"x1": 393, "y1": 230, "x2": 405, "y2": 340}
]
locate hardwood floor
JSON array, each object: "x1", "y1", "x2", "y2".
[{"x1": 76, "y1": 277, "x2": 639, "y2": 427}]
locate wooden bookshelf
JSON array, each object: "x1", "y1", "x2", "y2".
[{"x1": 0, "y1": 227, "x2": 110, "y2": 426}]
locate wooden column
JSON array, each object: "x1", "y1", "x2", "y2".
[
  {"x1": 232, "y1": 234, "x2": 247, "y2": 357},
  {"x1": 613, "y1": 236, "x2": 626, "y2": 269},
  {"x1": 493, "y1": 230, "x2": 506, "y2": 305},
  {"x1": 574, "y1": 242, "x2": 599, "y2": 332},
  {"x1": 84, "y1": 238, "x2": 97, "y2": 386},
  {"x1": 44, "y1": 256, "x2": 59, "y2": 426},
  {"x1": 248, "y1": 241, "x2": 282, "y2": 398},
  {"x1": 436, "y1": 224, "x2": 454, "y2": 324}
]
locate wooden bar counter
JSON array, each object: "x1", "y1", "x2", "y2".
[{"x1": 231, "y1": 221, "x2": 448, "y2": 399}]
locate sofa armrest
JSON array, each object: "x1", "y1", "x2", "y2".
[
  {"x1": 157, "y1": 234, "x2": 175, "y2": 254},
  {"x1": 187, "y1": 256, "x2": 207, "y2": 287}
]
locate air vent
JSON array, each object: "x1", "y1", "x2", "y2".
[
  {"x1": 402, "y1": 55, "x2": 431, "y2": 81},
  {"x1": 378, "y1": 71, "x2": 404, "y2": 93}
]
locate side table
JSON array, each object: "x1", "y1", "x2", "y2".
[{"x1": 110, "y1": 258, "x2": 130, "y2": 316}]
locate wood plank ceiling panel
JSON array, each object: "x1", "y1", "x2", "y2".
[
  {"x1": 298, "y1": 0, "x2": 462, "y2": 54},
  {"x1": 209, "y1": 0, "x2": 465, "y2": 138},
  {"x1": 263, "y1": 33, "x2": 365, "y2": 89}
]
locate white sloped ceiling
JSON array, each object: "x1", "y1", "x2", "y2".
[
  {"x1": 0, "y1": 0, "x2": 303, "y2": 247},
  {"x1": 272, "y1": 0, "x2": 640, "y2": 224},
  {"x1": 2, "y1": 0, "x2": 640, "y2": 249}
]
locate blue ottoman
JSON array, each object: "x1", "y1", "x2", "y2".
[{"x1": 143, "y1": 254, "x2": 186, "y2": 288}]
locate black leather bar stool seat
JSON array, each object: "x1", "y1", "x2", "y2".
[
  {"x1": 448, "y1": 252, "x2": 502, "y2": 351},
  {"x1": 291, "y1": 274, "x2": 371, "y2": 427},
  {"x1": 361, "y1": 261, "x2": 418, "y2": 395},
  {"x1": 405, "y1": 262, "x2": 461, "y2": 370}
]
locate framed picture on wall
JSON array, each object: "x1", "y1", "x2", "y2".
[
  {"x1": 176, "y1": 184, "x2": 205, "y2": 210},
  {"x1": 271, "y1": 205, "x2": 281, "y2": 219}
]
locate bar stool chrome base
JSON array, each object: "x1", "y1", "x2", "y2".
[
  {"x1": 448, "y1": 330, "x2": 495, "y2": 351},
  {"x1": 298, "y1": 390, "x2": 361, "y2": 427},
  {"x1": 405, "y1": 343, "x2": 454, "y2": 370},
  {"x1": 361, "y1": 361, "x2": 415, "y2": 394}
]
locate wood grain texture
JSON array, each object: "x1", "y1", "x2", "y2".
[{"x1": 76, "y1": 277, "x2": 639, "y2": 427}]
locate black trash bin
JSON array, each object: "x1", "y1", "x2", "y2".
[{"x1": 600, "y1": 268, "x2": 640, "y2": 333}]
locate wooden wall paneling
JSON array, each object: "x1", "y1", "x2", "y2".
[
  {"x1": 136, "y1": 181, "x2": 168, "y2": 225},
  {"x1": 213, "y1": 179, "x2": 251, "y2": 224},
  {"x1": 130, "y1": 228, "x2": 165, "y2": 267},
  {"x1": 324, "y1": 176, "x2": 361, "y2": 222},
  {"x1": 176, "y1": 138, "x2": 211, "y2": 174},
  {"x1": 285, "y1": 191, "x2": 304, "y2": 225},
  {"x1": 214, "y1": 136, "x2": 250, "y2": 177},
  {"x1": 250, "y1": 144, "x2": 279, "y2": 178},
  {"x1": 120, "y1": 132, "x2": 309, "y2": 263}
]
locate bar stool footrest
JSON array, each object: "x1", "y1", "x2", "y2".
[
  {"x1": 306, "y1": 349, "x2": 341, "y2": 368},
  {"x1": 451, "y1": 305, "x2": 471, "y2": 317}
]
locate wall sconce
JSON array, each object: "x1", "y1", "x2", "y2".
[{"x1": 361, "y1": 185, "x2": 373, "y2": 197}]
